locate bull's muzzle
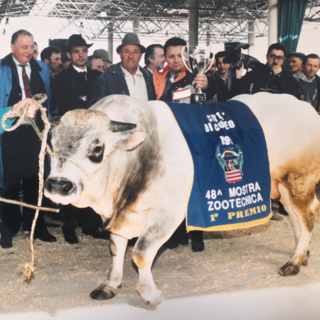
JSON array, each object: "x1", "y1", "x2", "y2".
[{"x1": 44, "y1": 178, "x2": 76, "y2": 196}]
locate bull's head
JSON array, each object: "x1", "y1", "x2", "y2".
[{"x1": 44, "y1": 109, "x2": 145, "y2": 207}]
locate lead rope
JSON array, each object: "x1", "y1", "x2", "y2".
[{"x1": 1, "y1": 94, "x2": 57, "y2": 281}]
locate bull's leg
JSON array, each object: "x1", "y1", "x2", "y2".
[
  {"x1": 278, "y1": 183, "x2": 320, "y2": 276},
  {"x1": 132, "y1": 207, "x2": 185, "y2": 307},
  {"x1": 90, "y1": 233, "x2": 127, "y2": 300},
  {"x1": 271, "y1": 179, "x2": 280, "y2": 200}
]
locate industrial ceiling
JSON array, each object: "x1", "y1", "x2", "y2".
[{"x1": 0, "y1": 0, "x2": 320, "y2": 43}]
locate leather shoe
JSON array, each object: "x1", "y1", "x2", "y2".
[
  {"x1": 164, "y1": 234, "x2": 182, "y2": 249},
  {"x1": 191, "y1": 239, "x2": 204, "y2": 252},
  {"x1": 190, "y1": 231, "x2": 204, "y2": 252},
  {"x1": 0, "y1": 236, "x2": 13, "y2": 249},
  {"x1": 63, "y1": 229, "x2": 79, "y2": 244},
  {"x1": 34, "y1": 228, "x2": 57, "y2": 242},
  {"x1": 82, "y1": 226, "x2": 105, "y2": 239}
]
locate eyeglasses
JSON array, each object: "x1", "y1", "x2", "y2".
[{"x1": 269, "y1": 54, "x2": 284, "y2": 61}]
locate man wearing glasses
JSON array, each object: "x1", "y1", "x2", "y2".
[{"x1": 232, "y1": 43, "x2": 300, "y2": 98}]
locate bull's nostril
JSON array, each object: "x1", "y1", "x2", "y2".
[
  {"x1": 62, "y1": 182, "x2": 73, "y2": 193},
  {"x1": 44, "y1": 178, "x2": 75, "y2": 195},
  {"x1": 46, "y1": 181, "x2": 53, "y2": 192}
]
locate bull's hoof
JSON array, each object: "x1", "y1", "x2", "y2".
[
  {"x1": 278, "y1": 261, "x2": 300, "y2": 276},
  {"x1": 90, "y1": 285, "x2": 115, "y2": 300},
  {"x1": 138, "y1": 287, "x2": 163, "y2": 307},
  {"x1": 302, "y1": 250, "x2": 310, "y2": 267}
]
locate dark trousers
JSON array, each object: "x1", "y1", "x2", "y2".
[
  {"x1": 0, "y1": 125, "x2": 47, "y2": 238},
  {"x1": 61, "y1": 205, "x2": 102, "y2": 232}
]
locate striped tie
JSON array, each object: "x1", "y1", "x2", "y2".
[{"x1": 19, "y1": 64, "x2": 33, "y2": 98}]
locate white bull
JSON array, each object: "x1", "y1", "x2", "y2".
[{"x1": 44, "y1": 93, "x2": 320, "y2": 306}]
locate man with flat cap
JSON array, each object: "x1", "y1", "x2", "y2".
[
  {"x1": 50, "y1": 34, "x2": 104, "y2": 244},
  {"x1": 287, "y1": 52, "x2": 305, "y2": 75},
  {"x1": 88, "y1": 32, "x2": 155, "y2": 106}
]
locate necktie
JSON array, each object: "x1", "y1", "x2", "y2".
[
  {"x1": 19, "y1": 64, "x2": 33, "y2": 98},
  {"x1": 79, "y1": 71, "x2": 87, "y2": 81}
]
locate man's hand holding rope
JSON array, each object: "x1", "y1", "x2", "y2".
[{"x1": 10, "y1": 98, "x2": 39, "y2": 119}]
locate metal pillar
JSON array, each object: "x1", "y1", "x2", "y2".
[
  {"x1": 268, "y1": 0, "x2": 278, "y2": 45},
  {"x1": 248, "y1": 21, "x2": 255, "y2": 56},
  {"x1": 133, "y1": 18, "x2": 140, "y2": 36},
  {"x1": 206, "y1": 28, "x2": 210, "y2": 47},
  {"x1": 108, "y1": 24, "x2": 113, "y2": 62},
  {"x1": 189, "y1": 0, "x2": 198, "y2": 52}
]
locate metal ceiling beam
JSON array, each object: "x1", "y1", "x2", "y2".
[{"x1": 0, "y1": 0, "x2": 320, "y2": 44}]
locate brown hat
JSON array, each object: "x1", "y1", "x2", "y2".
[
  {"x1": 65, "y1": 34, "x2": 93, "y2": 52},
  {"x1": 93, "y1": 49, "x2": 110, "y2": 62},
  {"x1": 116, "y1": 32, "x2": 146, "y2": 54}
]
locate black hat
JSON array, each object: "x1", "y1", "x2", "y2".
[
  {"x1": 65, "y1": 34, "x2": 93, "y2": 52},
  {"x1": 116, "y1": 32, "x2": 146, "y2": 54},
  {"x1": 61, "y1": 55, "x2": 71, "y2": 63},
  {"x1": 287, "y1": 52, "x2": 306, "y2": 60}
]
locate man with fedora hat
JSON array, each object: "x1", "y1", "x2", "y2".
[
  {"x1": 93, "y1": 49, "x2": 112, "y2": 72},
  {"x1": 50, "y1": 34, "x2": 105, "y2": 244},
  {"x1": 88, "y1": 32, "x2": 155, "y2": 107},
  {"x1": 51, "y1": 34, "x2": 101, "y2": 115}
]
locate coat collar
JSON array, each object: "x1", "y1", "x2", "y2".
[
  {"x1": 1, "y1": 53, "x2": 42, "y2": 72},
  {"x1": 67, "y1": 63, "x2": 96, "y2": 75},
  {"x1": 155, "y1": 65, "x2": 188, "y2": 83},
  {"x1": 111, "y1": 62, "x2": 151, "y2": 79}
]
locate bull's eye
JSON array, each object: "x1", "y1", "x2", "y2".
[
  {"x1": 88, "y1": 145, "x2": 104, "y2": 163},
  {"x1": 93, "y1": 146, "x2": 102, "y2": 154}
]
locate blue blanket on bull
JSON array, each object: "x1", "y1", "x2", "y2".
[{"x1": 166, "y1": 100, "x2": 272, "y2": 232}]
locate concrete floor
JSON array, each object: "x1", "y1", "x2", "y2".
[{"x1": 2, "y1": 281, "x2": 320, "y2": 320}]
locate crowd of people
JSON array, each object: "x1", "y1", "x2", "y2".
[{"x1": 0, "y1": 28, "x2": 319, "y2": 252}]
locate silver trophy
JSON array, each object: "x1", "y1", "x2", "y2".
[{"x1": 182, "y1": 46, "x2": 214, "y2": 104}]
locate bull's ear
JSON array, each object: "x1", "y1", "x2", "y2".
[
  {"x1": 109, "y1": 120, "x2": 136, "y2": 132},
  {"x1": 49, "y1": 116, "x2": 61, "y2": 127},
  {"x1": 115, "y1": 132, "x2": 145, "y2": 151}
]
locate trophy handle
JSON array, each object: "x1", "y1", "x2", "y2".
[
  {"x1": 181, "y1": 46, "x2": 193, "y2": 74},
  {"x1": 203, "y1": 53, "x2": 215, "y2": 74}
]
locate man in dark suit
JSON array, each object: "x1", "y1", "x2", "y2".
[
  {"x1": 0, "y1": 29, "x2": 56, "y2": 248},
  {"x1": 50, "y1": 34, "x2": 104, "y2": 244},
  {"x1": 51, "y1": 35, "x2": 102, "y2": 116}
]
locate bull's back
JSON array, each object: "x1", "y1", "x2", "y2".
[
  {"x1": 146, "y1": 101, "x2": 193, "y2": 184},
  {"x1": 233, "y1": 93, "x2": 320, "y2": 179}
]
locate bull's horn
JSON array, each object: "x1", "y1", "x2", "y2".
[
  {"x1": 49, "y1": 116, "x2": 61, "y2": 127},
  {"x1": 109, "y1": 120, "x2": 136, "y2": 132}
]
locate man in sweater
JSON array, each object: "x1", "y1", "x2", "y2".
[{"x1": 295, "y1": 54, "x2": 320, "y2": 113}]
